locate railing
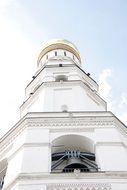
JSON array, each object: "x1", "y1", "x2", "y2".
[{"x1": 51, "y1": 167, "x2": 99, "y2": 173}]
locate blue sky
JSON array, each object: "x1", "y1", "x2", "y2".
[{"x1": 0, "y1": 0, "x2": 127, "y2": 136}]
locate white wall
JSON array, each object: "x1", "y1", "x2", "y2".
[
  {"x1": 12, "y1": 184, "x2": 46, "y2": 190},
  {"x1": 3, "y1": 128, "x2": 50, "y2": 189},
  {"x1": 4, "y1": 149, "x2": 23, "y2": 187},
  {"x1": 24, "y1": 84, "x2": 105, "y2": 115},
  {"x1": 3, "y1": 120, "x2": 127, "y2": 190},
  {"x1": 21, "y1": 146, "x2": 49, "y2": 173},
  {"x1": 20, "y1": 57, "x2": 103, "y2": 117},
  {"x1": 96, "y1": 144, "x2": 127, "y2": 171}
]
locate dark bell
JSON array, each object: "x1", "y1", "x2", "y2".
[{"x1": 63, "y1": 157, "x2": 89, "y2": 172}]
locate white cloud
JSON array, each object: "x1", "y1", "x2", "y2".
[
  {"x1": 98, "y1": 69, "x2": 127, "y2": 126},
  {"x1": 98, "y1": 69, "x2": 113, "y2": 110},
  {"x1": 0, "y1": 0, "x2": 50, "y2": 137},
  {"x1": 118, "y1": 93, "x2": 127, "y2": 108},
  {"x1": 0, "y1": 0, "x2": 15, "y2": 15},
  {"x1": 119, "y1": 112, "x2": 127, "y2": 125},
  {"x1": 0, "y1": 1, "x2": 37, "y2": 137},
  {"x1": 99, "y1": 69, "x2": 112, "y2": 99}
]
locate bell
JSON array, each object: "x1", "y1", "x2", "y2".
[{"x1": 63, "y1": 157, "x2": 89, "y2": 172}]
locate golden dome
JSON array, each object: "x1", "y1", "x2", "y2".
[{"x1": 37, "y1": 39, "x2": 81, "y2": 66}]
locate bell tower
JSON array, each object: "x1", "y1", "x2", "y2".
[
  {"x1": 20, "y1": 39, "x2": 106, "y2": 117},
  {"x1": 0, "y1": 39, "x2": 127, "y2": 190}
]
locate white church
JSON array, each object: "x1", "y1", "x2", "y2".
[{"x1": 0, "y1": 39, "x2": 127, "y2": 190}]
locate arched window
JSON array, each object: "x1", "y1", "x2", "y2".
[
  {"x1": 55, "y1": 75, "x2": 68, "y2": 82},
  {"x1": 61, "y1": 105, "x2": 68, "y2": 112},
  {"x1": 55, "y1": 51, "x2": 57, "y2": 56},
  {"x1": 64, "y1": 51, "x2": 66, "y2": 56}
]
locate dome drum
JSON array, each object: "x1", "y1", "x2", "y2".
[{"x1": 37, "y1": 39, "x2": 81, "y2": 67}]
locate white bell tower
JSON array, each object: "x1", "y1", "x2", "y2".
[
  {"x1": 0, "y1": 39, "x2": 127, "y2": 190},
  {"x1": 20, "y1": 39, "x2": 106, "y2": 117}
]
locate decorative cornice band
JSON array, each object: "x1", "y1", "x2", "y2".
[
  {"x1": 47, "y1": 183, "x2": 111, "y2": 190},
  {"x1": 0, "y1": 112, "x2": 127, "y2": 157},
  {"x1": 3, "y1": 171, "x2": 127, "y2": 190}
]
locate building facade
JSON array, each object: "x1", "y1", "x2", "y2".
[{"x1": 0, "y1": 39, "x2": 127, "y2": 190}]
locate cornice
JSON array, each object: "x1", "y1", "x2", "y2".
[
  {"x1": 47, "y1": 183, "x2": 111, "y2": 190},
  {"x1": 3, "y1": 171, "x2": 127, "y2": 190},
  {"x1": 0, "y1": 112, "x2": 127, "y2": 157},
  {"x1": 27, "y1": 117, "x2": 114, "y2": 129},
  {"x1": 95, "y1": 142, "x2": 127, "y2": 148},
  {"x1": 18, "y1": 171, "x2": 127, "y2": 179},
  {"x1": 0, "y1": 118, "x2": 27, "y2": 158}
]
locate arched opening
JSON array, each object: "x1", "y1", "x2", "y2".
[
  {"x1": 51, "y1": 135, "x2": 98, "y2": 173},
  {"x1": 55, "y1": 75, "x2": 68, "y2": 82},
  {"x1": 64, "y1": 51, "x2": 67, "y2": 56},
  {"x1": 55, "y1": 51, "x2": 57, "y2": 56},
  {"x1": 0, "y1": 159, "x2": 8, "y2": 189},
  {"x1": 61, "y1": 105, "x2": 68, "y2": 112}
]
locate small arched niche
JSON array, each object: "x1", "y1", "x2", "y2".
[
  {"x1": 55, "y1": 75, "x2": 68, "y2": 82},
  {"x1": 51, "y1": 135, "x2": 98, "y2": 173},
  {"x1": 61, "y1": 105, "x2": 68, "y2": 112}
]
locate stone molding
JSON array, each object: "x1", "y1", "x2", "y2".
[
  {"x1": 0, "y1": 112, "x2": 127, "y2": 158},
  {"x1": 3, "y1": 171, "x2": 127, "y2": 190},
  {"x1": 0, "y1": 119, "x2": 27, "y2": 159},
  {"x1": 47, "y1": 183, "x2": 111, "y2": 190},
  {"x1": 27, "y1": 118, "x2": 114, "y2": 128},
  {"x1": 7, "y1": 171, "x2": 127, "y2": 180},
  {"x1": 95, "y1": 142, "x2": 127, "y2": 148}
]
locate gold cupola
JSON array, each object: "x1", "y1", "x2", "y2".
[{"x1": 37, "y1": 39, "x2": 81, "y2": 67}]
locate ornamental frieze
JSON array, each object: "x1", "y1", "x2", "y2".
[
  {"x1": 47, "y1": 183, "x2": 111, "y2": 190},
  {"x1": 27, "y1": 118, "x2": 115, "y2": 128}
]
